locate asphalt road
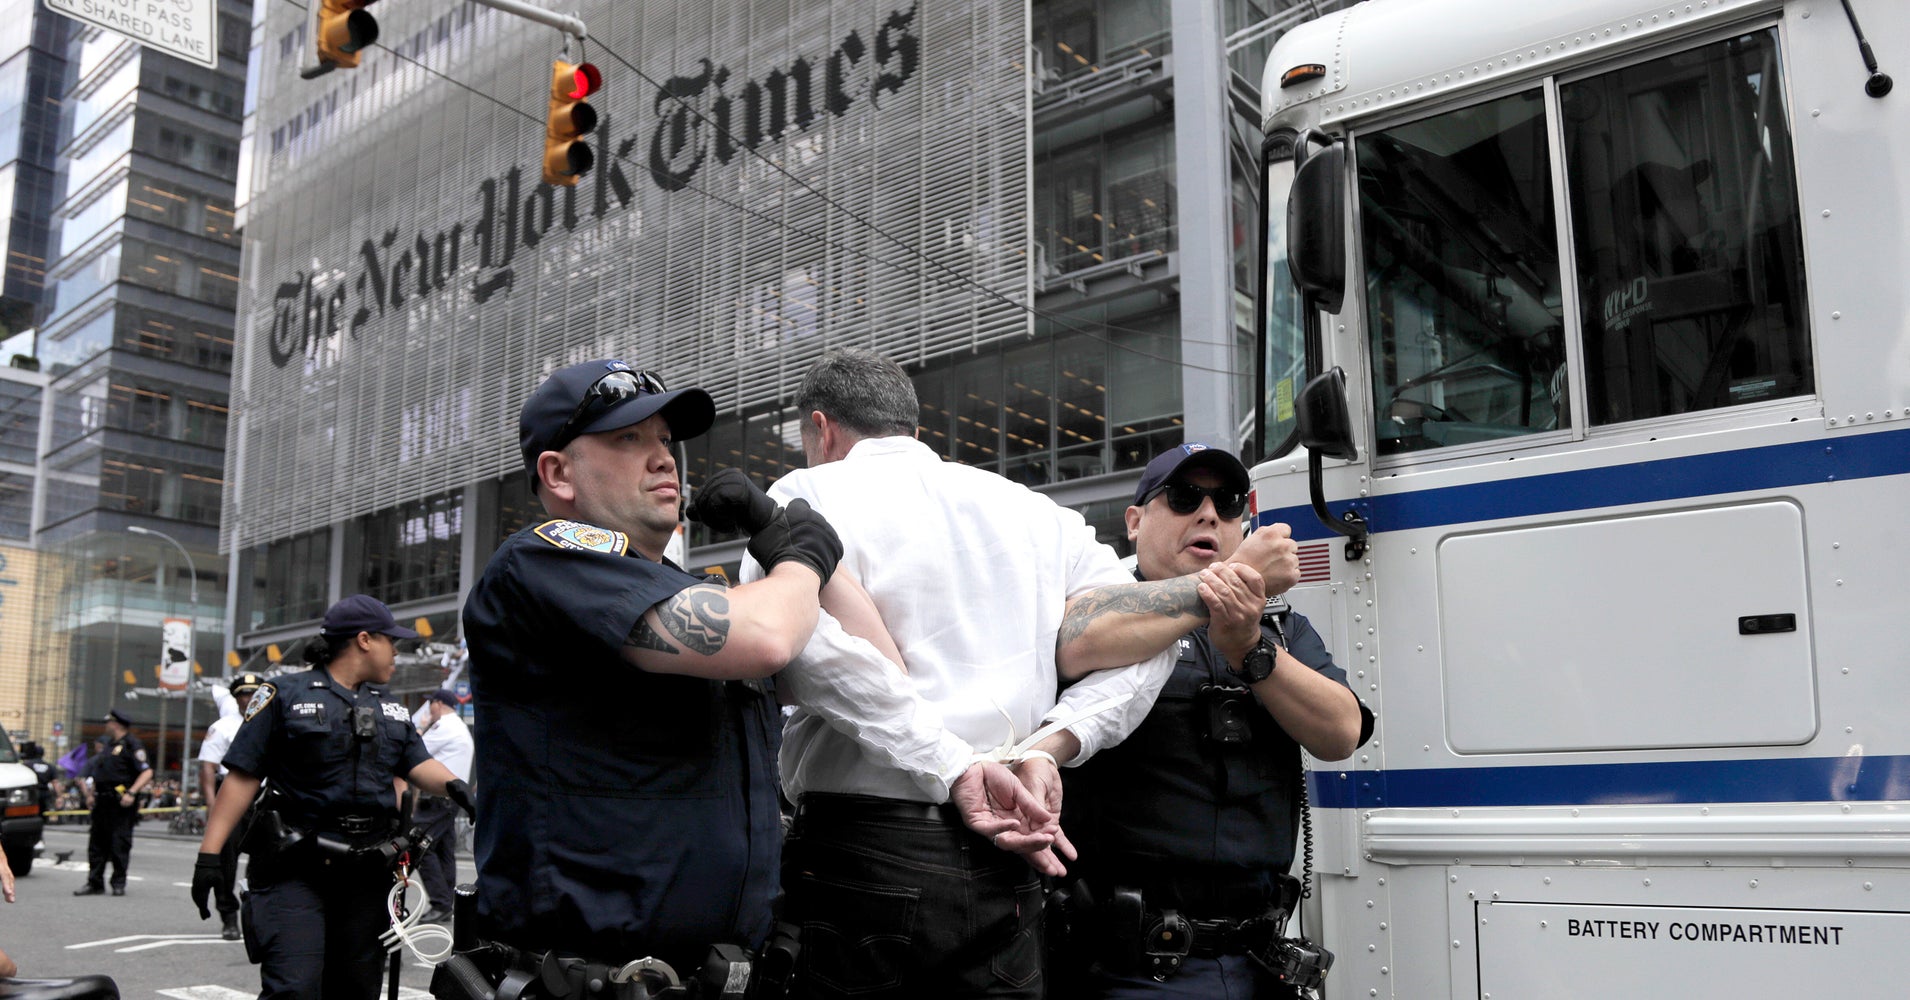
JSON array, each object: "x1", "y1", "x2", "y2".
[{"x1": 5, "y1": 826, "x2": 458, "y2": 998}]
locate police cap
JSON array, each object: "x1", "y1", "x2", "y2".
[
  {"x1": 1133, "y1": 443, "x2": 1251, "y2": 506},
  {"x1": 322, "y1": 594, "x2": 420, "y2": 639},
  {"x1": 229, "y1": 672, "x2": 265, "y2": 697},
  {"x1": 519, "y1": 360, "x2": 715, "y2": 487},
  {"x1": 105, "y1": 709, "x2": 134, "y2": 727}
]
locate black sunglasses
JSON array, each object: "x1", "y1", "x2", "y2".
[
  {"x1": 554, "y1": 368, "x2": 667, "y2": 451},
  {"x1": 1143, "y1": 480, "x2": 1249, "y2": 520}
]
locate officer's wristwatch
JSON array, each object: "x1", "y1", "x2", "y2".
[{"x1": 1232, "y1": 637, "x2": 1279, "y2": 684}]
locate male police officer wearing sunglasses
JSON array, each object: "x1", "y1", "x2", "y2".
[
  {"x1": 1054, "y1": 444, "x2": 1373, "y2": 999},
  {"x1": 457, "y1": 360, "x2": 845, "y2": 995}
]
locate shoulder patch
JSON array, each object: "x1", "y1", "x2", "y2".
[
  {"x1": 381, "y1": 702, "x2": 410, "y2": 722},
  {"x1": 534, "y1": 519, "x2": 630, "y2": 555},
  {"x1": 244, "y1": 683, "x2": 277, "y2": 721}
]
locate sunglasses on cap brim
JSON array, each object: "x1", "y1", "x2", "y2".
[
  {"x1": 554, "y1": 368, "x2": 668, "y2": 451},
  {"x1": 1142, "y1": 480, "x2": 1248, "y2": 519}
]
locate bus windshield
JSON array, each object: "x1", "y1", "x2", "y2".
[{"x1": 1259, "y1": 134, "x2": 1305, "y2": 460}]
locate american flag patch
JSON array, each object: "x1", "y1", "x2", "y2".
[{"x1": 1297, "y1": 542, "x2": 1332, "y2": 583}]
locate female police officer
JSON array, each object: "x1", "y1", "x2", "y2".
[{"x1": 191, "y1": 594, "x2": 475, "y2": 1000}]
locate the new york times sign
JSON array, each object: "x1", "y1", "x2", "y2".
[{"x1": 266, "y1": 6, "x2": 919, "y2": 368}]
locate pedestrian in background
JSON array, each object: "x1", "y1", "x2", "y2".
[
  {"x1": 197, "y1": 672, "x2": 266, "y2": 941},
  {"x1": 413, "y1": 689, "x2": 473, "y2": 925},
  {"x1": 74, "y1": 709, "x2": 152, "y2": 897},
  {"x1": 191, "y1": 595, "x2": 475, "y2": 1000}
]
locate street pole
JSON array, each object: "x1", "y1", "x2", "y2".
[
  {"x1": 128, "y1": 526, "x2": 199, "y2": 804},
  {"x1": 465, "y1": 0, "x2": 586, "y2": 40}
]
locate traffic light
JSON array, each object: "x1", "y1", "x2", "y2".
[
  {"x1": 303, "y1": 0, "x2": 380, "y2": 78},
  {"x1": 544, "y1": 60, "x2": 600, "y2": 186}
]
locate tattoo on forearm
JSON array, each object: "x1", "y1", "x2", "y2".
[
  {"x1": 1057, "y1": 578, "x2": 1204, "y2": 646},
  {"x1": 626, "y1": 617, "x2": 679, "y2": 655},
  {"x1": 658, "y1": 585, "x2": 733, "y2": 655}
]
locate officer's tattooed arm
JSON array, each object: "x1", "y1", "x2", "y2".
[
  {"x1": 628, "y1": 585, "x2": 733, "y2": 657},
  {"x1": 621, "y1": 567, "x2": 823, "y2": 679},
  {"x1": 1053, "y1": 577, "x2": 1207, "y2": 681},
  {"x1": 1054, "y1": 524, "x2": 1302, "y2": 681}
]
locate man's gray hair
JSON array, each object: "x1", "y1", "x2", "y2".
[{"x1": 794, "y1": 348, "x2": 918, "y2": 438}]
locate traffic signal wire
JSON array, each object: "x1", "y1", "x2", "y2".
[{"x1": 271, "y1": 0, "x2": 1248, "y2": 377}]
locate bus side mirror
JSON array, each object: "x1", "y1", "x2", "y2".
[
  {"x1": 1287, "y1": 136, "x2": 1346, "y2": 314},
  {"x1": 1297, "y1": 367, "x2": 1358, "y2": 462}
]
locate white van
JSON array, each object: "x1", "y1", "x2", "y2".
[{"x1": 0, "y1": 730, "x2": 45, "y2": 875}]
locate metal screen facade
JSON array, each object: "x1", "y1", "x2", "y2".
[{"x1": 226, "y1": 0, "x2": 1031, "y2": 551}]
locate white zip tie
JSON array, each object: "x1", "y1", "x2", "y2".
[{"x1": 968, "y1": 692, "x2": 1132, "y2": 765}]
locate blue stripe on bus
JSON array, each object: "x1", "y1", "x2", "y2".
[
  {"x1": 1308, "y1": 754, "x2": 1910, "y2": 810},
  {"x1": 1258, "y1": 425, "x2": 1910, "y2": 540}
]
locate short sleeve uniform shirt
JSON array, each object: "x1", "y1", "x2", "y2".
[{"x1": 462, "y1": 520, "x2": 783, "y2": 969}]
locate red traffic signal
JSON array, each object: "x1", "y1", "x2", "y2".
[{"x1": 544, "y1": 61, "x2": 600, "y2": 186}]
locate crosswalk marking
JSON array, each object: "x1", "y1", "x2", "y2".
[{"x1": 67, "y1": 933, "x2": 225, "y2": 951}]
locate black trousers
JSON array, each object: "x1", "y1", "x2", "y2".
[
  {"x1": 784, "y1": 794, "x2": 1043, "y2": 1000},
  {"x1": 413, "y1": 797, "x2": 457, "y2": 916},
  {"x1": 85, "y1": 800, "x2": 136, "y2": 889},
  {"x1": 246, "y1": 850, "x2": 395, "y2": 1000},
  {"x1": 1069, "y1": 954, "x2": 1299, "y2": 1000}
]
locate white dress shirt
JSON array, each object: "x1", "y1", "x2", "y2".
[
  {"x1": 199, "y1": 714, "x2": 241, "y2": 775},
  {"x1": 743, "y1": 435, "x2": 1174, "y2": 803},
  {"x1": 422, "y1": 710, "x2": 475, "y2": 783}
]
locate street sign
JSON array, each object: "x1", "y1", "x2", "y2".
[
  {"x1": 44, "y1": 0, "x2": 220, "y2": 70},
  {"x1": 51, "y1": 721, "x2": 62, "y2": 735}
]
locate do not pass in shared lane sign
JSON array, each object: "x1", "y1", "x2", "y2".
[{"x1": 46, "y1": 0, "x2": 218, "y2": 69}]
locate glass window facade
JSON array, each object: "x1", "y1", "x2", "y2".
[
  {"x1": 0, "y1": 374, "x2": 38, "y2": 467},
  {"x1": 351, "y1": 490, "x2": 463, "y2": 607},
  {"x1": 250, "y1": 528, "x2": 330, "y2": 631},
  {"x1": 1037, "y1": 123, "x2": 1176, "y2": 275}
]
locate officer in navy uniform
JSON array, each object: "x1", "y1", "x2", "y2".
[
  {"x1": 1057, "y1": 445, "x2": 1374, "y2": 999},
  {"x1": 191, "y1": 594, "x2": 476, "y2": 1000},
  {"x1": 458, "y1": 360, "x2": 844, "y2": 991},
  {"x1": 74, "y1": 709, "x2": 152, "y2": 896}
]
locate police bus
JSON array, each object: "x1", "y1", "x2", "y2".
[{"x1": 1249, "y1": 0, "x2": 1907, "y2": 996}]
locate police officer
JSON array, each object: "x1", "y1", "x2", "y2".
[
  {"x1": 196, "y1": 672, "x2": 265, "y2": 940},
  {"x1": 459, "y1": 360, "x2": 844, "y2": 989},
  {"x1": 191, "y1": 595, "x2": 475, "y2": 1000},
  {"x1": 1057, "y1": 445, "x2": 1374, "y2": 999},
  {"x1": 74, "y1": 709, "x2": 152, "y2": 896}
]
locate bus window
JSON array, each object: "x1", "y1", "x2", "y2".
[
  {"x1": 1562, "y1": 28, "x2": 1812, "y2": 425},
  {"x1": 1356, "y1": 89, "x2": 1568, "y2": 456},
  {"x1": 1259, "y1": 132, "x2": 1304, "y2": 460}
]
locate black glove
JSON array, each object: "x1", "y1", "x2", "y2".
[
  {"x1": 745, "y1": 498, "x2": 844, "y2": 586},
  {"x1": 191, "y1": 852, "x2": 222, "y2": 919},
  {"x1": 687, "y1": 468, "x2": 779, "y2": 534},
  {"x1": 444, "y1": 779, "x2": 476, "y2": 821}
]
